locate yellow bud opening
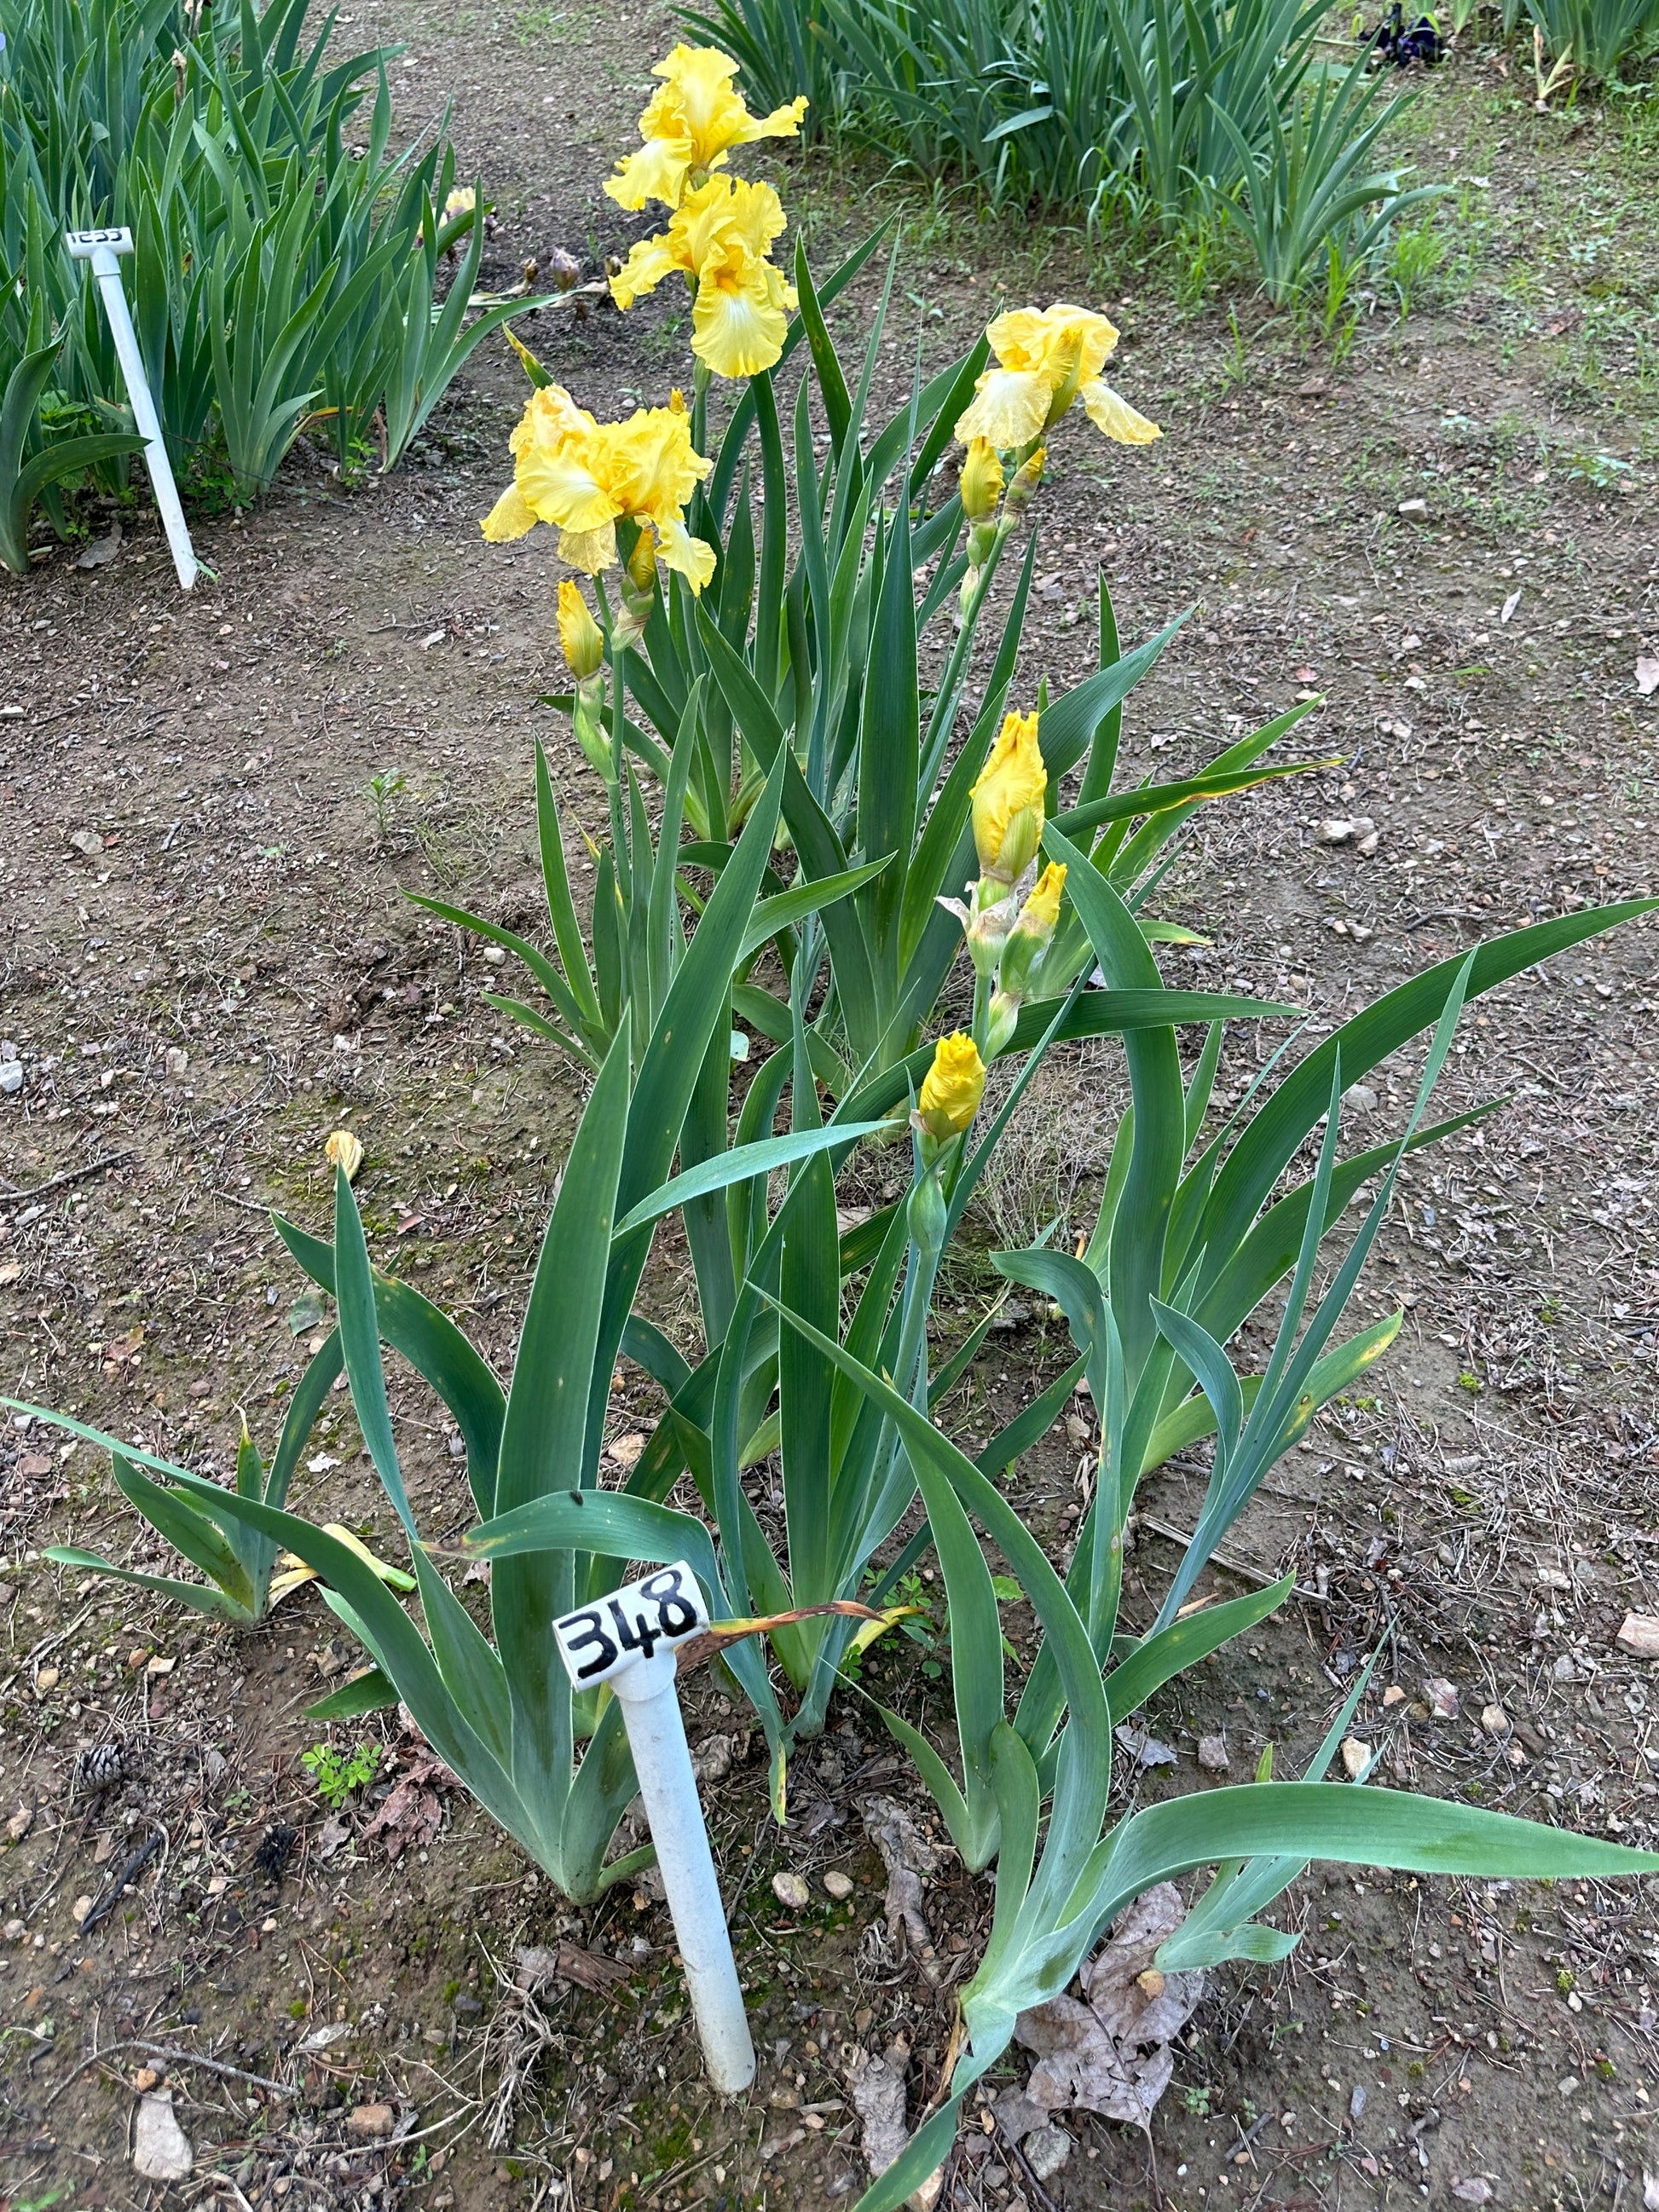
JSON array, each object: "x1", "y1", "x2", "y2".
[
  {"x1": 969, "y1": 710, "x2": 1046, "y2": 882},
  {"x1": 557, "y1": 579, "x2": 605, "y2": 679},
  {"x1": 325, "y1": 1129, "x2": 364, "y2": 1183},
  {"x1": 917, "y1": 1031, "x2": 986, "y2": 1139}
]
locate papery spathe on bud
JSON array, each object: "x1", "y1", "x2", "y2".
[
  {"x1": 916, "y1": 1031, "x2": 986, "y2": 1140},
  {"x1": 997, "y1": 860, "x2": 1066, "y2": 1002},
  {"x1": 970, "y1": 711, "x2": 1046, "y2": 883},
  {"x1": 558, "y1": 580, "x2": 604, "y2": 679},
  {"x1": 1003, "y1": 444, "x2": 1046, "y2": 518},
  {"x1": 326, "y1": 1129, "x2": 364, "y2": 1182}
]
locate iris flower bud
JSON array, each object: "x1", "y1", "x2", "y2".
[{"x1": 969, "y1": 711, "x2": 1046, "y2": 885}]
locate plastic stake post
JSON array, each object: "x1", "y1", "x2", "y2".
[
  {"x1": 64, "y1": 228, "x2": 199, "y2": 592},
  {"x1": 552, "y1": 1562, "x2": 755, "y2": 2094}
]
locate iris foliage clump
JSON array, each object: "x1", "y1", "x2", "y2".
[{"x1": 15, "y1": 38, "x2": 1659, "y2": 2208}]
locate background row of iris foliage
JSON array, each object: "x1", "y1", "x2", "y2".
[{"x1": 4, "y1": 0, "x2": 1658, "y2": 566}]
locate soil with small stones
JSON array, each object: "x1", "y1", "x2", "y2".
[{"x1": 3, "y1": 6, "x2": 1658, "y2": 2210}]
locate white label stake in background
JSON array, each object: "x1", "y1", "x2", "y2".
[
  {"x1": 65, "y1": 228, "x2": 199, "y2": 592},
  {"x1": 552, "y1": 1562, "x2": 756, "y2": 2095}
]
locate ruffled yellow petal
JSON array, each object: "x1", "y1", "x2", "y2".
[
  {"x1": 558, "y1": 521, "x2": 618, "y2": 574},
  {"x1": 510, "y1": 381, "x2": 595, "y2": 457},
  {"x1": 989, "y1": 303, "x2": 1118, "y2": 384},
  {"x1": 481, "y1": 481, "x2": 539, "y2": 541},
  {"x1": 1080, "y1": 378, "x2": 1161, "y2": 445},
  {"x1": 653, "y1": 516, "x2": 718, "y2": 593},
  {"x1": 605, "y1": 46, "x2": 809, "y2": 211},
  {"x1": 607, "y1": 405, "x2": 714, "y2": 524},
  {"x1": 517, "y1": 436, "x2": 618, "y2": 534},
  {"x1": 748, "y1": 94, "x2": 809, "y2": 142},
  {"x1": 603, "y1": 135, "x2": 693, "y2": 213},
  {"x1": 610, "y1": 228, "x2": 686, "y2": 310},
  {"x1": 954, "y1": 367, "x2": 1051, "y2": 451},
  {"x1": 692, "y1": 265, "x2": 789, "y2": 379}
]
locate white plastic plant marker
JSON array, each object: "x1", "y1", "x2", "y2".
[
  {"x1": 552, "y1": 1560, "x2": 755, "y2": 2094},
  {"x1": 64, "y1": 228, "x2": 199, "y2": 591}
]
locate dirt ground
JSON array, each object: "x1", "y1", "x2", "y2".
[{"x1": 3, "y1": 3, "x2": 1658, "y2": 2208}]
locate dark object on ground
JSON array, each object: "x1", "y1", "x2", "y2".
[
  {"x1": 254, "y1": 1822, "x2": 298, "y2": 1882},
  {"x1": 80, "y1": 1828, "x2": 164, "y2": 1935},
  {"x1": 1361, "y1": 3, "x2": 1447, "y2": 63}
]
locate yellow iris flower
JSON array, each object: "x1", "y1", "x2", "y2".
[
  {"x1": 604, "y1": 43, "x2": 808, "y2": 214},
  {"x1": 917, "y1": 1032, "x2": 986, "y2": 1139},
  {"x1": 969, "y1": 710, "x2": 1047, "y2": 883},
  {"x1": 481, "y1": 383, "x2": 716, "y2": 593},
  {"x1": 610, "y1": 176, "x2": 797, "y2": 381},
  {"x1": 955, "y1": 302, "x2": 1159, "y2": 452}
]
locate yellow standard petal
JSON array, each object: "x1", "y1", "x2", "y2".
[
  {"x1": 558, "y1": 579, "x2": 605, "y2": 679},
  {"x1": 917, "y1": 1031, "x2": 986, "y2": 1139},
  {"x1": 989, "y1": 303, "x2": 1119, "y2": 384},
  {"x1": 1080, "y1": 378, "x2": 1162, "y2": 446},
  {"x1": 954, "y1": 367, "x2": 1051, "y2": 452},
  {"x1": 481, "y1": 480, "x2": 539, "y2": 542},
  {"x1": 970, "y1": 709, "x2": 1047, "y2": 881},
  {"x1": 607, "y1": 404, "x2": 714, "y2": 525}
]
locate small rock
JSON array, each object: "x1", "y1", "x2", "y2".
[
  {"x1": 1341, "y1": 1083, "x2": 1379, "y2": 1115},
  {"x1": 1340, "y1": 1737, "x2": 1371, "y2": 1779},
  {"x1": 1196, "y1": 1735, "x2": 1229, "y2": 1772},
  {"x1": 1616, "y1": 1614, "x2": 1659, "y2": 1659},
  {"x1": 71, "y1": 1894, "x2": 94, "y2": 1926},
  {"x1": 607, "y1": 1432, "x2": 647, "y2": 1470},
  {"x1": 66, "y1": 828, "x2": 105, "y2": 858},
  {"x1": 1350, "y1": 2085, "x2": 1367, "y2": 2120},
  {"x1": 133, "y1": 2089, "x2": 194, "y2": 2180},
  {"x1": 35, "y1": 1667, "x2": 60, "y2": 1695},
  {"x1": 1423, "y1": 1677, "x2": 1459, "y2": 1719},
  {"x1": 0, "y1": 1062, "x2": 21, "y2": 1096},
  {"x1": 165, "y1": 1047, "x2": 189, "y2": 1078},
  {"x1": 1382, "y1": 1684, "x2": 1405, "y2": 1706},
  {"x1": 1315, "y1": 815, "x2": 1376, "y2": 849},
  {"x1": 1452, "y1": 2180, "x2": 1495, "y2": 2204},
  {"x1": 1024, "y1": 2125, "x2": 1072, "y2": 2182},
  {"x1": 347, "y1": 2103, "x2": 396, "y2": 2140},
  {"x1": 823, "y1": 1870, "x2": 854, "y2": 1900},
  {"x1": 691, "y1": 1734, "x2": 739, "y2": 1784},
  {"x1": 3, "y1": 1919, "x2": 26, "y2": 1941},
  {"x1": 133, "y1": 2065, "x2": 160, "y2": 2092},
  {"x1": 772, "y1": 1870, "x2": 811, "y2": 1911},
  {"x1": 1643, "y1": 2174, "x2": 1659, "y2": 2212},
  {"x1": 1552, "y1": 1655, "x2": 1578, "y2": 1683},
  {"x1": 1396, "y1": 498, "x2": 1429, "y2": 519},
  {"x1": 1480, "y1": 1704, "x2": 1510, "y2": 1737},
  {"x1": 5, "y1": 1805, "x2": 33, "y2": 1842},
  {"x1": 1635, "y1": 657, "x2": 1659, "y2": 700}
]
